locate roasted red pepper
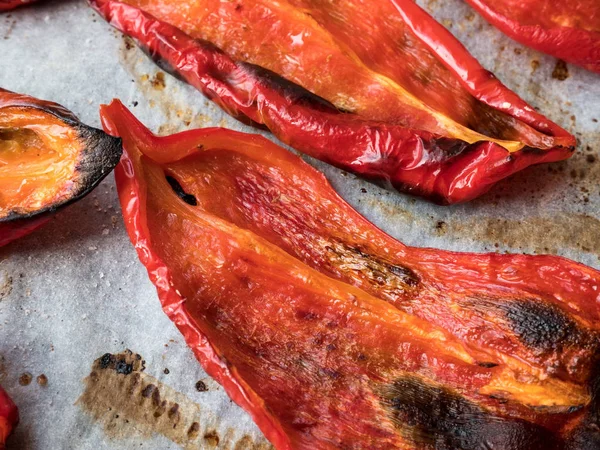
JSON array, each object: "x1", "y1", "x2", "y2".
[
  {"x1": 0, "y1": 0, "x2": 36, "y2": 11},
  {"x1": 464, "y1": 0, "x2": 600, "y2": 74},
  {"x1": 90, "y1": 0, "x2": 575, "y2": 204},
  {"x1": 0, "y1": 385, "x2": 18, "y2": 449},
  {"x1": 0, "y1": 89, "x2": 122, "y2": 247},
  {"x1": 101, "y1": 100, "x2": 599, "y2": 449}
]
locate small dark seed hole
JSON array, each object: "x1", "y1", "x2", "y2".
[{"x1": 166, "y1": 175, "x2": 197, "y2": 206}]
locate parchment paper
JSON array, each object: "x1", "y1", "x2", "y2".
[{"x1": 0, "y1": 0, "x2": 598, "y2": 448}]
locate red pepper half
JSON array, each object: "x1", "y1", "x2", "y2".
[
  {"x1": 464, "y1": 0, "x2": 600, "y2": 74},
  {"x1": 0, "y1": 89, "x2": 122, "y2": 247},
  {"x1": 90, "y1": 0, "x2": 576, "y2": 204},
  {"x1": 102, "y1": 100, "x2": 600, "y2": 449},
  {"x1": 0, "y1": 385, "x2": 18, "y2": 449}
]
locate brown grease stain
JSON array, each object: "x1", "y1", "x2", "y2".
[
  {"x1": 530, "y1": 59, "x2": 540, "y2": 73},
  {"x1": 77, "y1": 350, "x2": 272, "y2": 450},
  {"x1": 18, "y1": 372, "x2": 32, "y2": 386},
  {"x1": 119, "y1": 36, "x2": 214, "y2": 135},
  {"x1": 0, "y1": 273, "x2": 12, "y2": 300},
  {"x1": 361, "y1": 191, "x2": 600, "y2": 259},
  {"x1": 552, "y1": 60, "x2": 570, "y2": 81},
  {"x1": 445, "y1": 214, "x2": 600, "y2": 256},
  {"x1": 150, "y1": 71, "x2": 166, "y2": 90},
  {"x1": 3, "y1": 19, "x2": 16, "y2": 41}
]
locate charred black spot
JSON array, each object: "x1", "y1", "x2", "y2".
[
  {"x1": 433, "y1": 137, "x2": 472, "y2": 158},
  {"x1": 195, "y1": 380, "x2": 208, "y2": 392},
  {"x1": 238, "y1": 61, "x2": 343, "y2": 114},
  {"x1": 115, "y1": 360, "x2": 133, "y2": 375},
  {"x1": 502, "y1": 300, "x2": 581, "y2": 352},
  {"x1": 99, "y1": 353, "x2": 113, "y2": 369},
  {"x1": 387, "y1": 264, "x2": 419, "y2": 287},
  {"x1": 477, "y1": 361, "x2": 499, "y2": 368},
  {"x1": 166, "y1": 175, "x2": 198, "y2": 206},
  {"x1": 380, "y1": 375, "x2": 561, "y2": 449},
  {"x1": 72, "y1": 124, "x2": 122, "y2": 202}
]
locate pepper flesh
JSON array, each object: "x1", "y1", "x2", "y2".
[
  {"x1": 0, "y1": 88, "x2": 122, "y2": 246},
  {"x1": 464, "y1": 0, "x2": 600, "y2": 74},
  {"x1": 102, "y1": 100, "x2": 600, "y2": 450},
  {"x1": 0, "y1": 385, "x2": 18, "y2": 449},
  {"x1": 90, "y1": 0, "x2": 575, "y2": 204},
  {"x1": 0, "y1": 0, "x2": 36, "y2": 10}
]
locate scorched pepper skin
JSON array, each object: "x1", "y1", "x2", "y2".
[
  {"x1": 90, "y1": 0, "x2": 576, "y2": 205},
  {"x1": 0, "y1": 385, "x2": 18, "y2": 449},
  {"x1": 102, "y1": 100, "x2": 599, "y2": 449},
  {"x1": 0, "y1": 89, "x2": 122, "y2": 246},
  {"x1": 464, "y1": 0, "x2": 600, "y2": 74}
]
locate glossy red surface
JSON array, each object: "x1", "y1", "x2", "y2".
[
  {"x1": 0, "y1": 0, "x2": 36, "y2": 11},
  {"x1": 0, "y1": 217, "x2": 50, "y2": 247},
  {"x1": 0, "y1": 385, "x2": 18, "y2": 448},
  {"x1": 90, "y1": 0, "x2": 576, "y2": 204},
  {"x1": 465, "y1": 0, "x2": 600, "y2": 73},
  {"x1": 102, "y1": 100, "x2": 600, "y2": 449}
]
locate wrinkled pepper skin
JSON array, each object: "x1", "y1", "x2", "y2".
[
  {"x1": 101, "y1": 100, "x2": 600, "y2": 450},
  {"x1": 0, "y1": 385, "x2": 18, "y2": 449},
  {"x1": 0, "y1": 0, "x2": 36, "y2": 11},
  {"x1": 90, "y1": 0, "x2": 576, "y2": 205},
  {"x1": 0, "y1": 89, "x2": 122, "y2": 246},
  {"x1": 464, "y1": 0, "x2": 600, "y2": 74}
]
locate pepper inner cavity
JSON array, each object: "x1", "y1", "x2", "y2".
[{"x1": 0, "y1": 125, "x2": 73, "y2": 218}]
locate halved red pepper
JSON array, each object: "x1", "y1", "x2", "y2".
[
  {"x1": 0, "y1": 385, "x2": 18, "y2": 449},
  {"x1": 101, "y1": 100, "x2": 600, "y2": 449},
  {"x1": 464, "y1": 0, "x2": 600, "y2": 74},
  {"x1": 0, "y1": 89, "x2": 122, "y2": 247},
  {"x1": 90, "y1": 0, "x2": 575, "y2": 204}
]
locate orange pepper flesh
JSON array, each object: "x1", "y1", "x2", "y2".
[
  {"x1": 0, "y1": 88, "x2": 122, "y2": 246},
  {"x1": 102, "y1": 100, "x2": 600, "y2": 450},
  {"x1": 0, "y1": 107, "x2": 82, "y2": 219}
]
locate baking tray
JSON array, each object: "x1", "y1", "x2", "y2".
[{"x1": 0, "y1": 0, "x2": 598, "y2": 448}]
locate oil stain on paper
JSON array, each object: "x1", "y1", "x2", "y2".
[{"x1": 77, "y1": 350, "x2": 272, "y2": 449}]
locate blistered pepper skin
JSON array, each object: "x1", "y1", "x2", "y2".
[
  {"x1": 0, "y1": 385, "x2": 18, "y2": 449},
  {"x1": 464, "y1": 0, "x2": 600, "y2": 74},
  {"x1": 0, "y1": 89, "x2": 122, "y2": 246},
  {"x1": 90, "y1": 0, "x2": 576, "y2": 204},
  {"x1": 101, "y1": 100, "x2": 599, "y2": 450}
]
